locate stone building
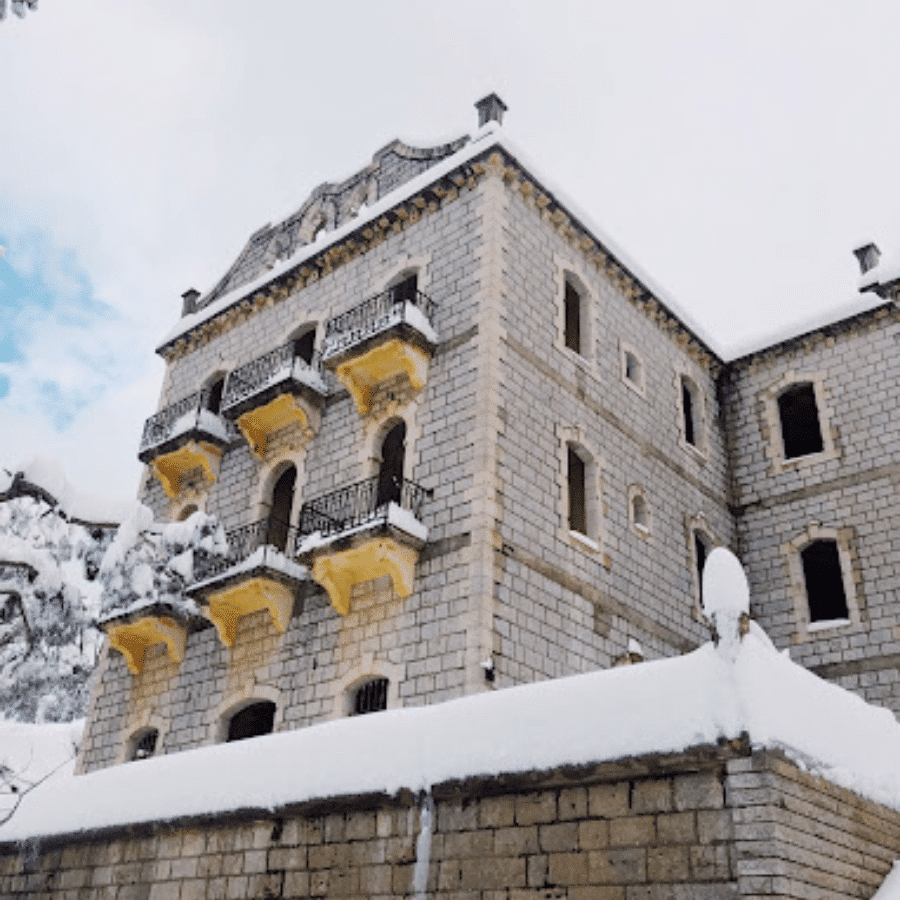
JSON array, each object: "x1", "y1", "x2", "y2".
[{"x1": 79, "y1": 95, "x2": 900, "y2": 774}]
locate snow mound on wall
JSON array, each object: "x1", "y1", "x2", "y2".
[
  {"x1": 2, "y1": 618, "x2": 900, "y2": 843},
  {"x1": 0, "y1": 719, "x2": 83, "y2": 822}
]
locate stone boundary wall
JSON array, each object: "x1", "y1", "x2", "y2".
[{"x1": 2, "y1": 747, "x2": 897, "y2": 899}]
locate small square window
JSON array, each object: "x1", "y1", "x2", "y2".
[{"x1": 354, "y1": 678, "x2": 389, "y2": 715}]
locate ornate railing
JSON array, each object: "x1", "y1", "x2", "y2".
[
  {"x1": 193, "y1": 518, "x2": 297, "y2": 583},
  {"x1": 322, "y1": 287, "x2": 436, "y2": 358},
  {"x1": 139, "y1": 388, "x2": 233, "y2": 455},
  {"x1": 297, "y1": 475, "x2": 431, "y2": 543},
  {"x1": 221, "y1": 343, "x2": 323, "y2": 412}
]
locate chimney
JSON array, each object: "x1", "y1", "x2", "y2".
[
  {"x1": 181, "y1": 288, "x2": 200, "y2": 317},
  {"x1": 475, "y1": 93, "x2": 508, "y2": 128},
  {"x1": 853, "y1": 243, "x2": 881, "y2": 275}
]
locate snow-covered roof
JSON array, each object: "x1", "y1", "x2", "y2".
[{"x1": 1, "y1": 593, "x2": 899, "y2": 844}]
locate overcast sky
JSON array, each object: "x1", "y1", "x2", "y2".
[{"x1": 2, "y1": 1, "x2": 898, "y2": 508}]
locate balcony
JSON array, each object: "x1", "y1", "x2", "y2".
[
  {"x1": 138, "y1": 388, "x2": 237, "y2": 498},
  {"x1": 99, "y1": 603, "x2": 190, "y2": 675},
  {"x1": 321, "y1": 283, "x2": 438, "y2": 415},
  {"x1": 295, "y1": 475, "x2": 430, "y2": 616},
  {"x1": 221, "y1": 342, "x2": 328, "y2": 457},
  {"x1": 187, "y1": 518, "x2": 307, "y2": 647}
]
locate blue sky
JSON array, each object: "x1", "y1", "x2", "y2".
[{"x1": 2, "y1": 0, "x2": 900, "y2": 506}]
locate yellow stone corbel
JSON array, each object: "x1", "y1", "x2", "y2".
[
  {"x1": 310, "y1": 538, "x2": 419, "y2": 616},
  {"x1": 235, "y1": 394, "x2": 317, "y2": 458},
  {"x1": 105, "y1": 615, "x2": 187, "y2": 675},
  {"x1": 149, "y1": 441, "x2": 223, "y2": 499},
  {"x1": 203, "y1": 577, "x2": 294, "y2": 647},
  {"x1": 334, "y1": 339, "x2": 431, "y2": 415}
]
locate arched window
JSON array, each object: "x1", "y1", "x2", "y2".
[
  {"x1": 266, "y1": 466, "x2": 296, "y2": 552},
  {"x1": 353, "y1": 678, "x2": 389, "y2": 715},
  {"x1": 227, "y1": 701, "x2": 276, "y2": 742},
  {"x1": 130, "y1": 728, "x2": 159, "y2": 761},
  {"x1": 376, "y1": 421, "x2": 406, "y2": 507},
  {"x1": 778, "y1": 383, "x2": 824, "y2": 459},
  {"x1": 293, "y1": 329, "x2": 316, "y2": 365},
  {"x1": 567, "y1": 447, "x2": 587, "y2": 535},
  {"x1": 801, "y1": 540, "x2": 849, "y2": 623},
  {"x1": 631, "y1": 493, "x2": 649, "y2": 532},
  {"x1": 205, "y1": 377, "x2": 225, "y2": 415},
  {"x1": 390, "y1": 273, "x2": 418, "y2": 305}
]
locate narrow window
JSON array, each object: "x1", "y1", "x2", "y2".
[
  {"x1": 694, "y1": 532, "x2": 709, "y2": 602},
  {"x1": 391, "y1": 273, "x2": 418, "y2": 305},
  {"x1": 801, "y1": 540, "x2": 849, "y2": 623},
  {"x1": 206, "y1": 377, "x2": 225, "y2": 415},
  {"x1": 778, "y1": 383, "x2": 824, "y2": 459},
  {"x1": 681, "y1": 378, "x2": 696, "y2": 446},
  {"x1": 354, "y1": 678, "x2": 388, "y2": 715},
  {"x1": 625, "y1": 351, "x2": 641, "y2": 385},
  {"x1": 376, "y1": 422, "x2": 406, "y2": 507},
  {"x1": 293, "y1": 329, "x2": 316, "y2": 365},
  {"x1": 266, "y1": 466, "x2": 296, "y2": 552},
  {"x1": 227, "y1": 701, "x2": 276, "y2": 742},
  {"x1": 564, "y1": 281, "x2": 582, "y2": 354},
  {"x1": 131, "y1": 728, "x2": 159, "y2": 761},
  {"x1": 632, "y1": 494, "x2": 649, "y2": 531},
  {"x1": 567, "y1": 448, "x2": 587, "y2": 535}
]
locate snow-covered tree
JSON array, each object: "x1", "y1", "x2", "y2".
[
  {"x1": 99, "y1": 505, "x2": 228, "y2": 622},
  {"x1": 0, "y1": 0, "x2": 37, "y2": 20},
  {"x1": 0, "y1": 457, "x2": 121, "y2": 722}
]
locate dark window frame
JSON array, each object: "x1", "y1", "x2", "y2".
[
  {"x1": 226, "y1": 701, "x2": 276, "y2": 742},
  {"x1": 354, "y1": 678, "x2": 389, "y2": 715},
  {"x1": 567, "y1": 447, "x2": 587, "y2": 535},
  {"x1": 801, "y1": 539, "x2": 850, "y2": 623},
  {"x1": 778, "y1": 382, "x2": 825, "y2": 460}
]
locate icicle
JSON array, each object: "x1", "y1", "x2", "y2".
[{"x1": 411, "y1": 790, "x2": 434, "y2": 900}]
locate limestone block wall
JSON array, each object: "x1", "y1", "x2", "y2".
[
  {"x1": 489, "y1": 183, "x2": 733, "y2": 685},
  {"x1": 722, "y1": 304, "x2": 900, "y2": 714},
  {"x1": 84, "y1": 178, "x2": 491, "y2": 771},
  {"x1": 2, "y1": 749, "x2": 898, "y2": 899}
]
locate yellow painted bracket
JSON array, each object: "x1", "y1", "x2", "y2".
[
  {"x1": 236, "y1": 394, "x2": 317, "y2": 458},
  {"x1": 310, "y1": 537, "x2": 419, "y2": 616},
  {"x1": 203, "y1": 577, "x2": 294, "y2": 647},
  {"x1": 335, "y1": 338, "x2": 430, "y2": 415},
  {"x1": 149, "y1": 440, "x2": 223, "y2": 499},
  {"x1": 105, "y1": 615, "x2": 187, "y2": 675}
]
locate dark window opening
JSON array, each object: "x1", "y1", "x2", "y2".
[
  {"x1": 266, "y1": 466, "x2": 296, "y2": 552},
  {"x1": 376, "y1": 422, "x2": 406, "y2": 507},
  {"x1": 564, "y1": 281, "x2": 581, "y2": 354},
  {"x1": 206, "y1": 378, "x2": 225, "y2": 415},
  {"x1": 227, "y1": 701, "x2": 276, "y2": 742},
  {"x1": 801, "y1": 540, "x2": 849, "y2": 623},
  {"x1": 694, "y1": 532, "x2": 708, "y2": 602},
  {"x1": 567, "y1": 448, "x2": 587, "y2": 535},
  {"x1": 625, "y1": 352, "x2": 640, "y2": 383},
  {"x1": 132, "y1": 728, "x2": 158, "y2": 761},
  {"x1": 354, "y1": 678, "x2": 388, "y2": 715},
  {"x1": 682, "y1": 380, "x2": 696, "y2": 446},
  {"x1": 293, "y1": 330, "x2": 316, "y2": 365},
  {"x1": 778, "y1": 383, "x2": 824, "y2": 459},
  {"x1": 391, "y1": 274, "x2": 418, "y2": 305},
  {"x1": 632, "y1": 494, "x2": 649, "y2": 530}
]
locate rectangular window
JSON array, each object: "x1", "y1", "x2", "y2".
[
  {"x1": 564, "y1": 282, "x2": 581, "y2": 354},
  {"x1": 567, "y1": 448, "x2": 587, "y2": 534},
  {"x1": 801, "y1": 540, "x2": 849, "y2": 622},
  {"x1": 682, "y1": 381, "x2": 696, "y2": 446},
  {"x1": 778, "y1": 383, "x2": 824, "y2": 459},
  {"x1": 355, "y1": 678, "x2": 389, "y2": 715}
]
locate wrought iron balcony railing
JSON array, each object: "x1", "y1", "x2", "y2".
[
  {"x1": 138, "y1": 388, "x2": 236, "y2": 458},
  {"x1": 221, "y1": 342, "x2": 325, "y2": 414},
  {"x1": 322, "y1": 287, "x2": 437, "y2": 359},
  {"x1": 193, "y1": 518, "x2": 298, "y2": 584},
  {"x1": 297, "y1": 474, "x2": 431, "y2": 545}
]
